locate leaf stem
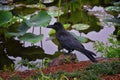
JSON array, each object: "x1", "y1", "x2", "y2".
[{"x1": 58, "y1": 0, "x2": 61, "y2": 21}]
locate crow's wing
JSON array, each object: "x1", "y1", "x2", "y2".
[{"x1": 56, "y1": 31, "x2": 84, "y2": 50}]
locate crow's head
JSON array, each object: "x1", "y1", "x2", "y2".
[{"x1": 47, "y1": 22, "x2": 64, "y2": 30}]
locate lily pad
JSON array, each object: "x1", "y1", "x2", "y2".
[
  {"x1": 0, "y1": 11, "x2": 12, "y2": 26},
  {"x1": 70, "y1": 32, "x2": 88, "y2": 43},
  {"x1": 18, "y1": 33, "x2": 44, "y2": 44},
  {"x1": 27, "y1": 11, "x2": 51, "y2": 27},
  {"x1": 47, "y1": 7, "x2": 64, "y2": 17},
  {"x1": 48, "y1": 10, "x2": 64, "y2": 17},
  {"x1": 113, "y1": 1, "x2": 120, "y2": 6},
  {"x1": 105, "y1": 18, "x2": 120, "y2": 25},
  {"x1": 0, "y1": 4, "x2": 14, "y2": 10},
  {"x1": 105, "y1": 6, "x2": 120, "y2": 12},
  {"x1": 8, "y1": 22, "x2": 30, "y2": 36},
  {"x1": 49, "y1": 23, "x2": 70, "y2": 35},
  {"x1": 72, "y1": 24, "x2": 90, "y2": 30}
]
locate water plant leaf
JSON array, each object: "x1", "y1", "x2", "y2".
[
  {"x1": 105, "y1": 18, "x2": 120, "y2": 25},
  {"x1": 0, "y1": 4, "x2": 14, "y2": 10},
  {"x1": 117, "y1": 30, "x2": 120, "y2": 35},
  {"x1": 105, "y1": 6, "x2": 120, "y2": 12},
  {"x1": 0, "y1": 11, "x2": 12, "y2": 26},
  {"x1": 48, "y1": 10, "x2": 64, "y2": 17},
  {"x1": 70, "y1": 32, "x2": 88, "y2": 43},
  {"x1": 28, "y1": 11, "x2": 51, "y2": 27},
  {"x1": 8, "y1": 22, "x2": 30, "y2": 36},
  {"x1": 72, "y1": 24, "x2": 90, "y2": 30},
  {"x1": 49, "y1": 23, "x2": 70, "y2": 35},
  {"x1": 18, "y1": 33, "x2": 44, "y2": 44},
  {"x1": 47, "y1": 7, "x2": 64, "y2": 17},
  {"x1": 113, "y1": 1, "x2": 120, "y2": 6}
]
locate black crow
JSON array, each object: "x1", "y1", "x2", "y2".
[{"x1": 47, "y1": 22, "x2": 98, "y2": 63}]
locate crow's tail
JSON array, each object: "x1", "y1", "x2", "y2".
[{"x1": 79, "y1": 49, "x2": 98, "y2": 63}]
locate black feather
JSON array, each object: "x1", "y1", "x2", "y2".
[{"x1": 47, "y1": 22, "x2": 98, "y2": 63}]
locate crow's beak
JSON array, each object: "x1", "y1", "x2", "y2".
[{"x1": 47, "y1": 25, "x2": 54, "y2": 28}]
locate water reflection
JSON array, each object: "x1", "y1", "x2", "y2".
[{"x1": 59, "y1": 9, "x2": 102, "y2": 34}]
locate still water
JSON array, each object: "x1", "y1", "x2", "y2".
[
  {"x1": 10, "y1": 21, "x2": 114, "y2": 71},
  {"x1": 23, "y1": 6, "x2": 115, "y2": 61},
  {"x1": 1, "y1": 5, "x2": 115, "y2": 70}
]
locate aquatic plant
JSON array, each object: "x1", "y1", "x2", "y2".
[
  {"x1": 0, "y1": 10, "x2": 51, "y2": 44},
  {"x1": 105, "y1": 1, "x2": 120, "y2": 39},
  {"x1": 94, "y1": 1, "x2": 120, "y2": 58}
]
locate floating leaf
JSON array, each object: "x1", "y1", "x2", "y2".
[
  {"x1": 113, "y1": 2, "x2": 120, "y2": 6},
  {"x1": 105, "y1": 18, "x2": 120, "y2": 25},
  {"x1": 46, "y1": 36, "x2": 56, "y2": 41},
  {"x1": 28, "y1": 11, "x2": 51, "y2": 27},
  {"x1": 105, "y1": 6, "x2": 120, "y2": 12},
  {"x1": 8, "y1": 22, "x2": 30, "y2": 36},
  {"x1": 49, "y1": 23, "x2": 70, "y2": 35},
  {"x1": 18, "y1": 33, "x2": 44, "y2": 44},
  {"x1": 0, "y1": 4, "x2": 14, "y2": 10},
  {"x1": 72, "y1": 24, "x2": 90, "y2": 30},
  {"x1": 0, "y1": 11, "x2": 12, "y2": 26},
  {"x1": 17, "y1": 21, "x2": 30, "y2": 32},
  {"x1": 47, "y1": 7, "x2": 64, "y2": 17},
  {"x1": 70, "y1": 32, "x2": 88, "y2": 43},
  {"x1": 64, "y1": 24, "x2": 71, "y2": 29},
  {"x1": 48, "y1": 10, "x2": 64, "y2": 17}
]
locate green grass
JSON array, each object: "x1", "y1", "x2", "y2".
[{"x1": 3, "y1": 61, "x2": 120, "y2": 80}]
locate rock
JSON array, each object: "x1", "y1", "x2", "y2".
[{"x1": 48, "y1": 53, "x2": 78, "y2": 67}]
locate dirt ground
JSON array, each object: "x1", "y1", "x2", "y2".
[{"x1": 0, "y1": 57, "x2": 120, "y2": 80}]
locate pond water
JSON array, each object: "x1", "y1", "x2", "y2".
[
  {"x1": 0, "y1": 0, "x2": 116, "y2": 70},
  {"x1": 11, "y1": 7, "x2": 115, "y2": 71},
  {"x1": 22, "y1": 6, "x2": 115, "y2": 60}
]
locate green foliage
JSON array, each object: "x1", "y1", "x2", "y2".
[
  {"x1": 0, "y1": 10, "x2": 51, "y2": 44},
  {"x1": 105, "y1": 1, "x2": 120, "y2": 39},
  {"x1": 45, "y1": 70, "x2": 101, "y2": 80},
  {"x1": 9, "y1": 75, "x2": 22, "y2": 80},
  {"x1": 105, "y1": 1, "x2": 120, "y2": 12},
  {"x1": 49, "y1": 23, "x2": 70, "y2": 35},
  {"x1": 17, "y1": 58, "x2": 51, "y2": 69},
  {"x1": 87, "y1": 61, "x2": 120, "y2": 75},
  {"x1": 63, "y1": 0, "x2": 82, "y2": 13},
  {"x1": 8, "y1": 22, "x2": 30, "y2": 37},
  {"x1": 54, "y1": 70, "x2": 98, "y2": 80},
  {"x1": 94, "y1": 2, "x2": 120, "y2": 58},
  {"x1": 43, "y1": 58, "x2": 51, "y2": 68},
  {"x1": 94, "y1": 36, "x2": 120, "y2": 58},
  {"x1": 0, "y1": 4, "x2": 14, "y2": 10},
  {"x1": 0, "y1": 77, "x2": 3, "y2": 80},
  {"x1": 72, "y1": 24, "x2": 90, "y2": 30},
  {"x1": 31, "y1": 70, "x2": 69, "y2": 80},
  {"x1": 2, "y1": 61, "x2": 120, "y2": 80},
  {"x1": 18, "y1": 33, "x2": 43, "y2": 44},
  {"x1": 0, "y1": 11, "x2": 12, "y2": 26},
  {"x1": 17, "y1": 59, "x2": 41, "y2": 69},
  {"x1": 114, "y1": 1, "x2": 120, "y2": 6},
  {"x1": 80, "y1": 70, "x2": 101, "y2": 80},
  {"x1": 3, "y1": 64, "x2": 14, "y2": 71},
  {"x1": 48, "y1": 7, "x2": 64, "y2": 17},
  {"x1": 59, "y1": 9, "x2": 101, "y2": 34},
  {"x1": 105, "y1": 6, "x2": 120, "y2": 12},
  {"x1": 70, "y1": 32, "x2": 88, "y2": 43},
  {"x1": 28, "y1": 11, "x2": 51, "y2": 27},
  {"x1": 105, "y1": 18, "x2": 120, "y2": 25}
]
